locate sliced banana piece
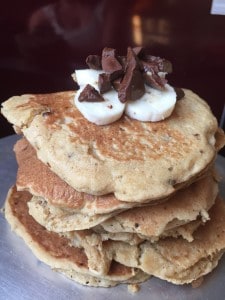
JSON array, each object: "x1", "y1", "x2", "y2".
[
  {"x1": 74, "y1": 69, "x2": 125, "y2": 125},
  {"x1": 125, "y1": 84, "x2": 176, "y2": 122},
  {"x1": 74, "y1": 69, "x2": 103, "y2": 87}
]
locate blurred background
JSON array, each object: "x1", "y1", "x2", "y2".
[{"x1": 0, "y1": 0, "x2": 225, "y2": 140}]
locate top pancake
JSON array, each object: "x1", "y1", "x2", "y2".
[{"x1": 1, "y1": 89, "x2": 224, "y2": 202}]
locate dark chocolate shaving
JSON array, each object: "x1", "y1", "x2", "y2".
[
  {"x1": 78, "y1": 84, "x2": 104, "y2": 102},
  {"x1": 86, "y1": 55, "x2": 102, "y2": 70},
  {"x1": 118, "y1": 47, "x2": 145, "y2": 103}
]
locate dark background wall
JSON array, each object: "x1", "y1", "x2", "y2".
[{"x1": 0, "y1": 0, "x2": 225, "y2": 137}]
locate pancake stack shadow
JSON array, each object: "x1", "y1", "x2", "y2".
[{"x1": 2, "y1": 89, "x2": 225, "y2": 289}]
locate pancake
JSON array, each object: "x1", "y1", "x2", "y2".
[
  {"x1": 27, "y1": 172, "x2": 217, "y2": 232},
  {"x1": 27, "y1": 195, "x2": 118, "y2": 231},
  {"x1": 14, "y1": 138, "x2": 144, "y2": 215},
  {"x1": 1, "y1": 90, "x2": 224, "y2": 203},
  {"x1": 4, "y1": 186, "x2": 150, "y2": 287},
  {"x1": 4, "y1": 185, "x2": 225, "y2": 286},
  {"x1": 94, "y1": 219, "x2": 203, "y2": 244},
  {"x1": 106, "y1": 196, "x2": 225, "y2": 284},
  {"x1": 99, "y1": 172, "x2": 218, "y2": 240}
]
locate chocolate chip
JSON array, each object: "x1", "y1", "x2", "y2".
[
  {"x1": 118, "y1": 47, "x2": 145, "y2": 102},
  {"x1": 86, "y1": 55, "x2": 102, "y2": 70},
  {"x1": 78, "y1": 84, "x2": 104, "y2": 102},
  {"x1": 135, "y1": 223, "x2": 139, "y2": 228}
]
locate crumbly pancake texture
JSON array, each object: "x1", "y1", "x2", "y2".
[
  {"x1": 4, "y1": 186, "x2": 149, "y2": 287},
  {"x1": 27, "y1": 172, "x2": 217, "y2": 234},
  {"x1": 106, "y1": 196, "x2": 225, "y2": 284},
  {"x1": 1, "y1": 90, "x2": 224, "y2": 202}
]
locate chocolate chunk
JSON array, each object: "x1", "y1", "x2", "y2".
[
  {"x1": 78, "y1": 84, "x2": 104, "y2": 102},
  {"x1": 101, "y1": 47, "x2": 123, "y2": 74},
  {"x1": 118, "y1": 47, "x2": 145, "y2": 102},
  {"x1": 98, "y1": 73, "x2": 112, "y2": 94},
  {"x1": 142, "y1": 56, "x2": 170, "y2": 90},
  {"x1": 144, "y1": 72, "x2": 167, "y2": 90},
  {"x1": 174, "y1": 87, "x2": 185, "y2": 100},
  {"x1": 117, "y1": 56, "x2": 127, "y2": 70},
  {"x1": 143, "y1": 56, "x2": 172, "y2": 74},
  {"x1": 112, "y1": 77, "x2": 121, "y2": 91},
  {"x1": 86, "y1": 55, "x2": 102, "y2": 70},
  {"x1": 132, "y1": 46, "x2": 145, "y2": 58}
]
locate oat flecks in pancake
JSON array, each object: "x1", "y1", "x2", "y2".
[{"x1": 1, "y1": 89, "x2": 223, "y2": 202}]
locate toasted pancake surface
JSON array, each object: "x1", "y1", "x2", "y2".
[
  {"x1": 15, "y1": 138, "x2": 140, "y2": 214},
  {"x1": 1, "y1": 89, "x2": 223, "y2": 202}
]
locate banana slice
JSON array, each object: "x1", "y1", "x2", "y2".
[
  {"x1": 125, "y1": 84, "x2": 176, "y2": 122},
  {"x1": 74, "y1": 69, "x2": 125, "y2": 125},
  {"x1": 74, "y1": 69, "x2": 103, "y2": 87},
  {"x1": 73, "y1": 69, "x2": 176, "y2": 125}
]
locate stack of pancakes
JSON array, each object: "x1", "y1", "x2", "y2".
[{"x1": 2, "y1": 88, "x2": 225, "y2": 288}]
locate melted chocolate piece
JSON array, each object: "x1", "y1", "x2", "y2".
[
  {"x1": 118, "y1": 47, "x2": 145, "y2": 103},
  {"x1": 98, "y1": 73, "x2": 112, "y2": 94},
  {"x1": 86, "y1": 55, "x2": 102, "y2": 70},
  {"x1": 78, "y1": 84, "x2": 104, "y2": 102}
]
